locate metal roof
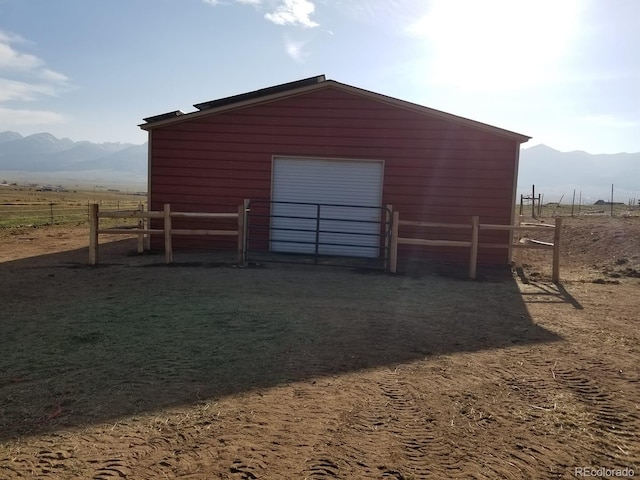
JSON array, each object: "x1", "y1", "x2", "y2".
[
  {"x1": 142, "y1": 110, "x2": 184, "y2": 124},
  {"x1": 193, "y1": 75, "x2": 326, "y2": 111},
  {"x1": 139, "y1": 76, "x2": 530, "y2": 143}
]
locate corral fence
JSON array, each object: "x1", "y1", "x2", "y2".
[
  {"x1": 88, "y1": 202, "x2": 246, "y2": 265},
  {"x1": 89, "y1": 203, "x2": 562, "y2": 281},
  {"x1": 388, "y1": 213, "x2": 562, "y2": 281},
  {"x1": 520, "y1": 184, "x2": 640, "y2": 218}
]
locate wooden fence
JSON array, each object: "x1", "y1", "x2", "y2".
[
  {"x1": 389, "y1": 213, "x2": 562, "y2": 282},
  {"x1": 89, "y1": 203, "x2": 561, "y2": 281},
  {"x1": 89, "y1": 202, "x2": 247, "y2": 265}
]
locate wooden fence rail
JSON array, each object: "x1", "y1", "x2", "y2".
[
  {"x1": 389, "y1": 213, "x2": 562, "y2": 282},
  {"x1": 89, "y1": 203, "x2": 561, "y2": 281},
  {"x1": 89, "y1": 203, "x2": 246, "y2": 265}
]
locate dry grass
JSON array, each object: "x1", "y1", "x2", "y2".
[{"x1": 0, "y1": 186, "x2": 145, "y2": 227}]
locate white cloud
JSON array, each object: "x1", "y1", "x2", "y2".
[
  {"x1": 265, "y1": 0, "x2": 319, "y2": 28},
  {"x1": 0, "y1": 78, "x2": 57, "y2": 102},
  {"x1": 203, "y1": 0, "x2": 318, "y2": 28},
  {"x1": 0, "y1": 30, "x2": 69, "y2": 88},
  {"x1": 0, "y1": 29, "x2": 70, "y2": 130},
  {"x1": 0, "y1": 38, "x2": 42, "y2": 70},
  {"x1": 38, "y1": 68, "x2": 69, "y2": 84},
  {"x1": 284, "y1": 36, "x2": 309, "y2": 62},
  {"x1": 0, "y1": 106, "x2": 65, "y2": 128}
]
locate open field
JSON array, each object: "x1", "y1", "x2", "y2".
[
  {"x1": 0, "y1": 186, "x2": 146, "y2": 228},
  {"x1": 2, "y1": 184, "x2": 638, "y2": 229},
  {"x1": 0, "y1": 217, "x2": 638, "y2": 479}
]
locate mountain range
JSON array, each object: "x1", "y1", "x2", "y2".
[
  {"x1": 0, "y1": 131, "x2": 147, "y2": 172},
  {"x1": 0, "y1": 131, "x2": 638, "y2": 201},
  {"x1": 518, "y1": 144, "x2": 640, "y2": 202},
  {"x1": 0, "y1": 131, "x2": 147, "y2": 187}
]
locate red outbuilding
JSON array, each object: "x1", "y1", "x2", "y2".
[{"x1": 139, "y1": 75, "x2": 530, "y2": 266}]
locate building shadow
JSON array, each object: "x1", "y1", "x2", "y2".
[
  {"x1": 515, "y1": 267, "x2": 583, "y2": 309},
  {"x1": 0, "y1": 240, "x2": 562, "y2": 441}
]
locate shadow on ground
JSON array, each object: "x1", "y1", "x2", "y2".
[{"x1": 0, "y1": 239, "x2": 562, "y2": 440}]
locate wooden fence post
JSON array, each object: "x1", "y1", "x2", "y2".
[
  {"x1": 532, "y1": 184, "x2": 536, "y2": 219},
  {"x1": 513, "y1": 215, "x2": 524, "y2": 268},
  {"x1": 389, "y1": 211, "x2": 399, "y2": 273},
  {"x1": 243, "y1": 199, "x2": 250, "y2": 266},
  {"x1": 519, "y1": 194, "x2": 523, "y2": 216},
  {"x1": 164, "y1": 203, "x2": 173, "y2": 264},
  {"x1": 552, "y1": 217, "x2": 562, "y2": 283},
  {"x1": 137, "y1": 203, "x2": 145, "y2": 254},
  {"x1": 237, "y1": 203, "x2": 245, "y2": 265},
  {"x1": 384, "y1": 204, "x2": 392, "y2": 270},
  {"x1": 144, "y1": 203, "x2": 152, "y2": 251},
  {"x1": 469, "y1": 215, "x2": 479, "y2": 280},
  {"x1": 89, "y1": 203, "x2": 99, "y2": 265}
]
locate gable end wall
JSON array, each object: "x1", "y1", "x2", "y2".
[{"x1": 149, "y1": 88, "x2": 519, "y2": 264}]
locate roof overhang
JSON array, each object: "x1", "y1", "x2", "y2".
[{"x1": 139, "y1": 76, "x2": 531, "y2": 144}]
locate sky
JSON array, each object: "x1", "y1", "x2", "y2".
[{"x1": 0, "y1": 0, "x2": 638, "y2": 153}]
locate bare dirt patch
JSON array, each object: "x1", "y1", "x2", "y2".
[{"x1": 0, "y1": 217, "x2": 638, "y2": 479}]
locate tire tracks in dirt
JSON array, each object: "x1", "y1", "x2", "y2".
[
  {"x1": 302, "y1": 369, "x2": 476, "y2": 479},
  {"x1": 552, "y1": 362, "x2": 640, "y2": 469},
  {"x1": 413, "y1": 353, "x2": 578, "y2": 479},
  {"x1": 1, "y1": 351, "x2": 637, "y2": 478},
  {"x1": 479, "y1": 349, "x2": 640, "y2": 476},
  {"x1": 376, "y1": 371, "x2": 455, "y2": 479},
  {"x1": 297, "y1": 357, "x2": 581, "y2": 479}
]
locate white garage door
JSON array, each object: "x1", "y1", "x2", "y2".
[{"x1": 271, "y1": 157, "x2": 384, "y2": 258}]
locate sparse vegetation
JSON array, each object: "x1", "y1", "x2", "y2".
[{"x1": 0, "y1": 185, "x2": 146, "y2": 227}]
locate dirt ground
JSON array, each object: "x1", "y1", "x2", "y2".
[{"x1": 0, "y1": 216, "x2": 638, "y2": 479}]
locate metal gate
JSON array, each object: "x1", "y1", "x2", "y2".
[{"x1": 245, "y1": 200, "x2": 393, "y2": 269}]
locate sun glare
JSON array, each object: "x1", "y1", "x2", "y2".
[{"x1": 406, "y1": 0, "x2": 581, "y2": 91}]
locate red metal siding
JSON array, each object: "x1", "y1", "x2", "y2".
[{"x1": 149, "y1": 87, "x2": 519, "y2": 263}]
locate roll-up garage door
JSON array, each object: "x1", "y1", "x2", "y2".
[{"x1": 271, "y1": 157, "x2": 384, "y2": 258}]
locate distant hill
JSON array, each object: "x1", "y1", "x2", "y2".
[
  {"x1": 518, "y1": 145, "x2": 640, "y2": 203},
  {"x1": 0, "y1": 131, "x2": 147, "y2": 187},
  {"x1": 0, "y1": 131, "x2": 146, "y2": 172},
  {"x1": 0, "y1": 131, "x2": 23, "y2": 144}
]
